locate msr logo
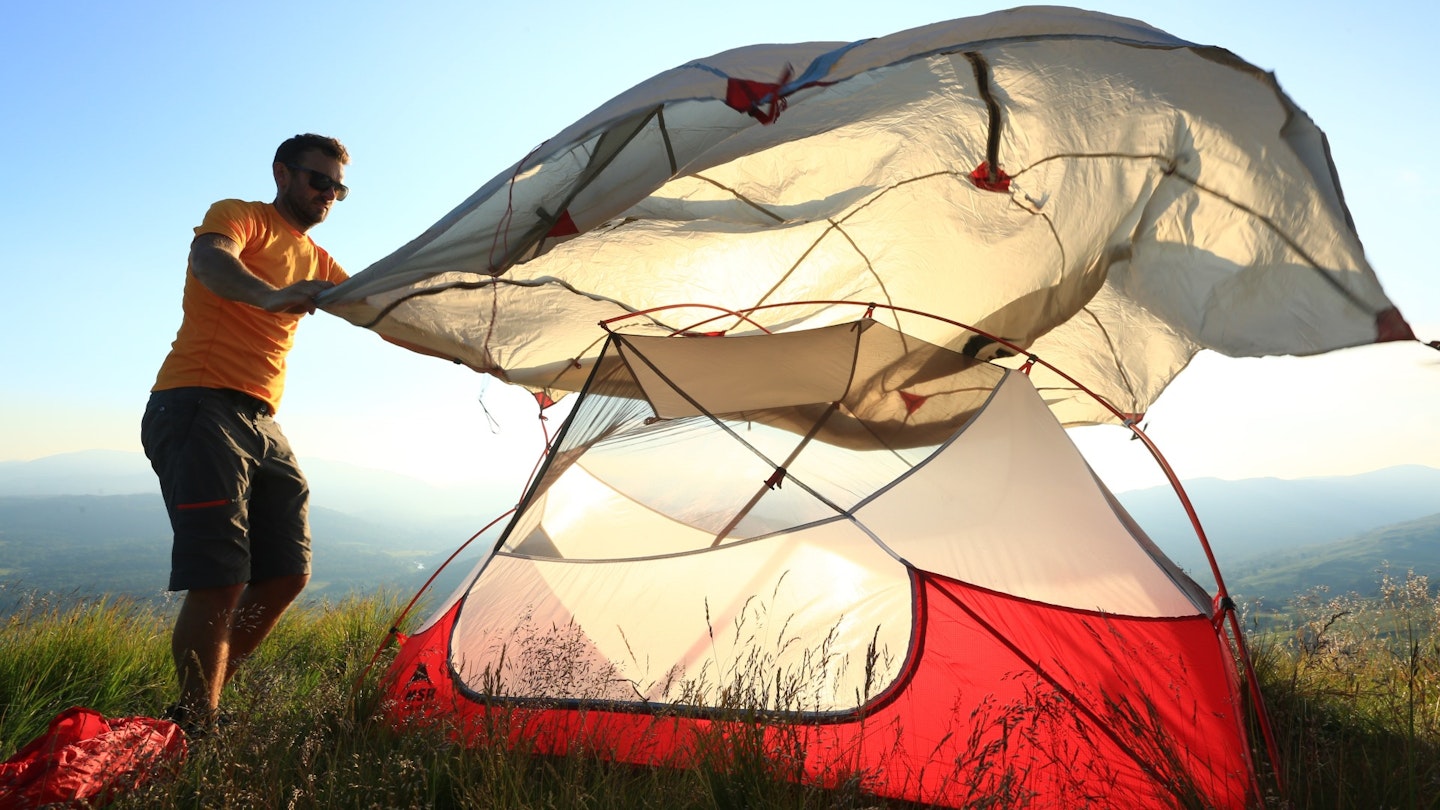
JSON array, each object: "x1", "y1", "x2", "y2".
[{"x1": 403, "y1": 663, "x2": 437, "y2": 705}]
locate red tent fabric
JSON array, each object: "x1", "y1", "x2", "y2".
[
  {"x1": 390, "y1": 573, "x2": 1253, "y2": 806},
  {"x1": 0, "y1": 707, "x2": 186, "y2": 809}
]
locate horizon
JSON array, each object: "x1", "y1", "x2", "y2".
[
  {"x1": 4, "y1": 446, "x2": 1437, "y2": 499},
  {"x1": 2, "y1": 2, "x2": 1436, "y2": 495},
  {"x1": 9, "y1": 446, "x2": 1440, "y2": 602}
]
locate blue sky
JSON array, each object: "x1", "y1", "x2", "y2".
[{"x1": 2, "y1": 0, "x2": 1436, "y2": 494}]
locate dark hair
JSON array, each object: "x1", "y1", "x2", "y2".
[{"x1": 274, "y1": 133, "x2": 350, "y2": 166}]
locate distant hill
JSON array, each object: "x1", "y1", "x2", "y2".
[
  {"x1": 0, "y1": 451, "x2": 510, "y2": 611},
  {"x1": 0, "y1": 450, "x2": 516, "y2": 545},
  {"x1": 0, "y1": 493, "x2": 493, "y2": 609},
  {"x1": 1114, "y1": 465, "x2": 1440, "y2": 583},
  {"x1": 1, "y1": 451, "x2": 1436, "y2": 611},
  {"x1": 0, "y1": 450, "x2": 158, "y2": 497},
  {"x1": 1223, "y1": 512, "x2": 1440, "y2": 605}
]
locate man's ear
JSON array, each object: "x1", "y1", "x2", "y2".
[{"x1": 272, "y1": 161, "x2": 288, "y2": 190}]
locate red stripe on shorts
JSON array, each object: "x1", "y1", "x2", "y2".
[{"x1": 176, "y1": 499, "x2": 232, "y2": 510}]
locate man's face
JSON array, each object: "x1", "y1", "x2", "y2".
[{"x1": 277, "y1": 151, "x2": 347, "y2": 229}]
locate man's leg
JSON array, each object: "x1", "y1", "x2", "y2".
[
  {"x1": 172, "y1": 583, "x2": 246, "y2": 714},
  {"x1": 225, "y1": 414, "x2": 313, "y2": 685},
  {"x1": 143, "y1": 390, "x2": 261, "y2": 720},
  {"x1": 171, "y1": 573, "x2": 308, "y2": 714},
  {"x1": 222, "y1": 573, "x2": 310, "y2": 685}
]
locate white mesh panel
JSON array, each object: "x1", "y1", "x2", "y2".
[{"x1": 452, "y1": 521, "x2": 912, "y2": 712}]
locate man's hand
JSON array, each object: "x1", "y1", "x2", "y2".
[
  {"x1": 190, "y1": 233, "x2": 333, "y2": 313},
  {"x1": 260, "y1": 280, "x2": 338, "y2": 314}
]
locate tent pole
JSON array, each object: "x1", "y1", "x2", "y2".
[{"x1": 1118, "y1": 422, "x2": 1286, "y2": 801}]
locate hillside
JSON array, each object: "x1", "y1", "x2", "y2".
[
  {"x1": 1, "y1": 452, "x2": 1437, "y2": 610},
  {"x1": 1116, "y1": 465, "x2": 1440, "y2": 582},
  {"x1": 0, "y1": 493, "x2": 492, "y2": 610},
  {"x1": 1224, "y1": 511, "x2": 1440, "y2": 603},
  {"x1": 0, "y1": 450, "x2": 518, "y2": 533}
]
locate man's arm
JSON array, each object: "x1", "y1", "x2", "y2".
[{"x1": 189, "y1": 233, "x2": 336, "y2": 314}]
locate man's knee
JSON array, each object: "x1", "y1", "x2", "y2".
[
  {"x1": 252, "y1": 573, "x2": 309, "y2": 607},
  {"x1": 179, "y1": 583, "x2": 246, "y2": 619}
]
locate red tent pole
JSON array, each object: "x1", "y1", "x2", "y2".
[{"x1": 1116, "y1": 423, "x2": 1285, "y2": 800}]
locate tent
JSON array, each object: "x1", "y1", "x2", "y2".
[
  {"x1": 324, "y1": 6, "x2": 1424, "y2": 807},
  {"x1": 384, "y1": 311, "x2": 1256, "y2": 808},
  {"x1": 323, "y1": 7, "x2": 1413, "y2": 426}
]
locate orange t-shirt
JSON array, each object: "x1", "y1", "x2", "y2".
[{"x1": 152, "y1": 199, "x2": 347, "y2": 412}]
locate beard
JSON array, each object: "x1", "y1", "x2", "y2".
[{"x1": 282, "y1": 188, "x2": 329, "y2": 229}]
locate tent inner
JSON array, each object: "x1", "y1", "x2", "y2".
[{"x1": 446, "y1": 320, "x2": 1212, "y2": 713}]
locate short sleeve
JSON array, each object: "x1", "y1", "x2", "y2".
[
  {"x1": 325, "y1": 253, "x2": 348, "y2": 283},
  {"x1": 314, "y1": 247, "x2": 347, "y2": 283},
  {"x1": 194, "y1": 199, "x2": 259, "y2": 246}
]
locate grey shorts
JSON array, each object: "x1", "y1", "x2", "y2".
[{"x1": 141, "y1": 387, "x2": 312, "y2": 591}]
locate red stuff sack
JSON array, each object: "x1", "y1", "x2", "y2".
[{"x1": 0, "y1": 706, "x2": 186, "y2": 808}]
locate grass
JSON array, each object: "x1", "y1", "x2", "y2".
[
  {"x1": 0, "y1": 590, "x2": 908, "y2": 809},
  {"x1": 1245, "y1": 568, "x2": 1440, "y2": 808},
  {"x1": 2, "y1": 571, "x2": 1438, "y2": 808}
]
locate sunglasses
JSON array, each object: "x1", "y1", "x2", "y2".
[{"x1": 285, "y1": 163, "x2": 349, "y2": 201}]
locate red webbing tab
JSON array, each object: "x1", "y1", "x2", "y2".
[
  {"x1": 546, "y1": 208, "x2": 579, "y2": 238},
  {"x1": 969, "y1": 161, "x2": 1011, "y2": 192},
  {"x1": 724, "y1": 65, "x2": 794, "y2": 124},
  {"x1": 899, "y1": 391, "x2": 927, "y2": 415}
]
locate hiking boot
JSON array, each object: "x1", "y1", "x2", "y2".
[{"x1": 161, "y1": 703, "x2": 231, "y2": 740}]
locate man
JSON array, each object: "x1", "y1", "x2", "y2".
[{"x1": 141, "y1": 133, "x2": 351, "y2": 732}]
